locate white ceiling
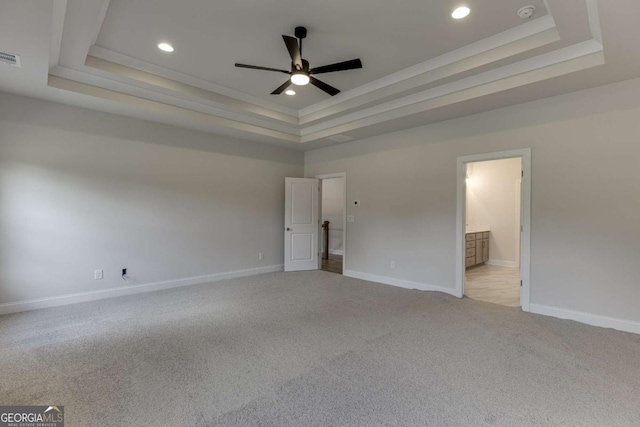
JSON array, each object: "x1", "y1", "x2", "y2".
[
  {"x1": 0, "y1": 0, "x2": 639, "y2": 151},
  {"x1": 95, "y1": 0, "x2": 547, "y2": 108}
]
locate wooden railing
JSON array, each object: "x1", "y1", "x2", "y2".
[{"x1": 322, "y1": 221, "x2": 330, "y2": 260}]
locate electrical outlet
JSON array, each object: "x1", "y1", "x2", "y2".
[
  {"x1": 258, "y1": 252, "x2": 264, "y2": 260},
  {"x1": 94, "y1": 269, "x2": 103, "y2": 280},
  {"x1": 390, "y1": 261, "x2": 396, "y2": 269}
]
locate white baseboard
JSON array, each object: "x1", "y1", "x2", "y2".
[
  {"x1": 0, "y1": 264, "x2": 283, "y2": 316},
  {"x1": 344, "y1": 270, "x2": 458, "y2": 297},
  {"x1": 530, "y1": 304, "x2": 640, "y2": 335},
  {"x1": 486, "y1": 259, "x2": 519, "y2": 268},
  {"x1": 328, "y1": 249, "x2": 344, "y2": 255}
]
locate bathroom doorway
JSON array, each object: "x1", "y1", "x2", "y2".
[
  {"x1": 456, "y1": 149, "x2": 531, "y2": 311},
  {"x1": 464, "y1": 158, "x2": 522, "y2": 307}
]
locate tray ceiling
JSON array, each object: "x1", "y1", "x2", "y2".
[
  {"x1": 0, "y1": 0, "x2": 638, "y2": 150},
  {"x1": 94, "y1": 0, "x2": 548, "y2": 109}
]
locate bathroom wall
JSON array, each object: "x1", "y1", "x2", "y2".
[{"x1": 466, "y1": 158, "x2": 522, "y2": 267}]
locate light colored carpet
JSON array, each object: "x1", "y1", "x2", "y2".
[{"x1": 1, "y1": 271, "x2": 639, "y2": 426}]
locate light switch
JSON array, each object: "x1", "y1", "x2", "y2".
[{"x1": 347, "y1": 215, "x2": 355, "y2": 223}]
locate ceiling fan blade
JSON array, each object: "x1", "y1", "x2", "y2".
[
  {"x1": 310, "y1": 76, "x2": 340, "y2": 96},
  {"x1": 310, "y1": 58, "x2": 363, "y2": 75},
  {"x1": 271, "y1": 80, "x2": 293, "y2": 95},
  {"x1": 235, "y1": 63, "x2": 290, "y2": 74},
  {"x1": 282, "y1": 35, "x2": 302, "y2": 69}
]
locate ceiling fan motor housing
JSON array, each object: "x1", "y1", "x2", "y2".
[
  {"x1": 293, "y1": 59, "x2": 310, "y2": 73},
  {"x1": 294, "y1": 26, "x2": 307, "y2": 39}
]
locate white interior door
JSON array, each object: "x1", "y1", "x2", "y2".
[{"x1": 284, "y1": 177, "x2": 319, "y2": 272}]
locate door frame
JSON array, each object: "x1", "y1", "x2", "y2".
[
  {"x1": 315, "y1": 172, "x2": 347, "y2": 273},
  {"x1": 455, "y1": 149, "x2": 531, "y2": 311}
]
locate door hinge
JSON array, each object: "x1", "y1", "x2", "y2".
[
  {"x1": 520, "y1": 280, "x2": 523, "y2": 287},
  {"x1": 521, "y1": 170, "x2": 524, "y2": 177}
]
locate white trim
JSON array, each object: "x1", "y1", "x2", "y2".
[
  {"x1": 87, "y1": 46, "x2": 298, "y2": 117},
  {"x1": 47, "y1": 76, "x2": 300, "y2": 143},
  {"x1": 585, "y1": 0, "x2": 603, "y2": 44},
  {"x1": 49, "y1": 0, "x2": 68, "y2": 69},
  {"x1": 486, "y1": 259, "x2": 518, "y2": 268},
  {"x1": 299, "y1": 15, "x2": 558, "y2": 118},
  {"x1": 344, "y1": 270, "x2": 458, "y2": 297},
  {"x1": 328, "y1": 249, "x2": 344, "y2": 256},
  {"x1": 301, "y1": 40, "x2": 604, "y2": 139},
  {"x1": 91, "y1": 0, "x2": 111, "y2": 45},
  {"x1": 316, "y1": 172, "x2": 347, "y2": 274},
  {"x1": 0, "y1": 265, "x2": 283, "y2": 316},
  {"x1": 52, "y1": 64, "x2": 300, "y2": 131},
  {"x1": 515, "y1": 178, "x2": 522, "y2": 269},
  {"x1": 456, "y1": 148, "x2": 531, "y2": 311},
  {"x1": 530, "y1": 304, "x2": 640, "y2": 335}
]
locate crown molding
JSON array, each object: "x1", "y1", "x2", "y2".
[
  {"x1": 49, "y1": 0, "x2": 67, "y2": 69},
  {"x1": 48, "y1": 75, "x2": 302, "y2": 143},
  {"x1": 299, "y1": 14, "x2": 558, "y2": 120},
  {"x1": 82, "y1": 55, "x2": 299, "y2": 125},
  {"x1": 49, "y1": 65, "x2": 301, "y2": 135},
  {"x1": 301, "y1": 43, "x2": 604, "y2": 142},
  {"x1": 88, "y1": 45, "x2": 298, "y2": 118},
  {"x1": 47, "y1": 0, "x2": 605, "y2": 146},
  {"x1": 90, "y1": 0, "x2": 111, "y2": 46},
  {"x1": 300, "y1": 39, "x2": 604, "y2": 140}
]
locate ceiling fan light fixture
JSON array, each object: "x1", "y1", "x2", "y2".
[
  {"x1": 290, "y1": 73, "x2": 310, "y2": 86},
  {"x1": 452, "y1": 6, "x2": 471, "y2": 19},
  {"x1": 285, "y1": 89, "x2": 296, "y2": 96}
]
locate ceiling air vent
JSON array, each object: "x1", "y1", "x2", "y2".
[
  {"x1": 327, "y1": 134, "x2": 354, "y2": 143},
  {"x1": 0, "y1": 51, "x2": 21, "y2": 67}
]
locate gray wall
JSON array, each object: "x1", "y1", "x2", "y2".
[
  {"x1": 0, "y1": 94, "x2": 303, "y2": 304},
  {"x1": 305, "y1": 77, "x2": 640, "y2": 324},
  {"x1": 2, "y1": 76, "x2": 640, "y2": 326}
]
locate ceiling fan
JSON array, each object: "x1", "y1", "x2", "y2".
[{"x1": 235, "y1": 26, "x2": 363, "y2": 96}]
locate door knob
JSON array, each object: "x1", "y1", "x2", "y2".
[{"x1": 286, "y1": 228, "x2": 292, "y2": 231}]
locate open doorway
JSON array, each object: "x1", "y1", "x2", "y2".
[
  {"x1": 464, "y1": 158, "x2": 522, "y2": 307},
  {"x1": 317, "y1": 173, "x2": 346, "y2": 275},
  {"x1": 456, "y1": 149, "x2": 531, "y2": 311}
]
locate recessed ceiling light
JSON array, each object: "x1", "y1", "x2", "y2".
[
  {"x1": 452, "y1": 6, "x2": 471, "y2": 19},
  {"x1": 157, "y1": 43, "x2": 174, "y2": 53},
  {"x1": 285, "y1": 89, "x2": 296, "y2": 96}
]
